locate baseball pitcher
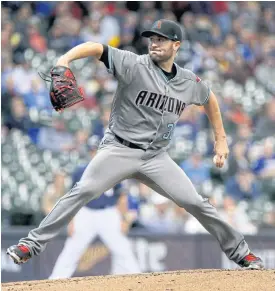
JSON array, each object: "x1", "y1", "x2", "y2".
[{"x1": 7, "y1": 19, "x2": 264, "y2": 270}]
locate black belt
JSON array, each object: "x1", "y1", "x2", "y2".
[{"x1": 115, "y1": 134, "x2": 144, "y2": 150}]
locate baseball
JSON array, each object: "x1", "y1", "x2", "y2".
[{"x1": 213, "y1": 155, "x2": 218, "y2": 164}]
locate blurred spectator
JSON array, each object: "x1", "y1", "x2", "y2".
[
  {"x1": 118, "y1": 12, "x2": 139, "y2": 52},
  {"x1": 235, "y1": 123, "x2": 252, "y2": 142},
  {"x1": 48, "y1": 23, "x2": 74, "y2": 53},
  {"x1": 251, "y1": 138, "x2": 275, "y2": 201},
  {"x1": 242, "y1": 2, "x2": 261, "y2": 33},
  {"x1": 2, "y1": 21, "x2": 15, "y2": 56},
  {"x1": 162, "y1": 10, "x2": 177, "y2": 22},
  {"x1": 139, "y1": 192, "x2": 178, "y2": 233},
  {"x1": 223, "y1": 103, "x2": 251, "y2": 133},
  {"x1": 138, "y1": 2, "x2": 160, "y2": 32},
  {"x1": 255, "y1": 43, "x2": 275, "y2": 94},
  {"x1": 92, "y1": 105, "x2": 111, "y2": 140},
  {"x1": 53, "y1": 2, "x2": 81, "y2": 28},
  {"x1": 37, "y1": 119, "x2": 74, "y2": 153},
  {"x1": 227, "y1": 141, "x2": 250, "y2": 177},
  {"x1": 224, "y1": 34, "x2": 238, "y2": 62},
  {"x1": 180, "y1": 12, "x2": 200, "y2": 42},
  {"x1": 260, "y1": 7, "x2": 275, "y2": 34},
  {"x1": 4, "y1": 96, "x2": 34, "y2": 134},
  {"x1": 67, "y1": 20, "x2": 83, "y2": 48},
  {"x1": 252, "y1": 138, "x2": 275, "y2": 179},
  {"x1": 173, "y1": 106, "x2": 200, "y2": 143},
  {"x1": 1, "y1": 6, "x2": 12, "y2": 23},
  {"x1": 223, "y1": 53, "x2": 253, "y2": 85},
  {"x1": 253, "y1": 99, "x2": 275, "y2": 141},
  {"x1": 10, "y1": 60, "x2": 40, "y2": 95},
  {"x1": 237, "y1": 30, "x2": 256, "y2": 66},
  {"x1": 27, "y1": 21, "x2": 48, "y2": 53},
  {"x1": 211, "y1": 1, "x2": 231, "y2": 37},
  {"x1": 211, "y1": 45, "x2": 229, "y2": 74},
  {"x1": 22, "y1": 79, "x2": 51, "y2": 110},
  {"x1": 210, "y1": 24, "x2": 223, "y2": 46},
  {"x1": 80, "y1": 14, "x2": 105, "y2": 43},
  {"x1": 260, "y1": 206, "x2": 275, "y2": 230},
  {"x1": 195, "y1": 15, "x2": 213, "y2": 45},
  {"x1": 42, "y1": 171, "x2": 66, "y2": 215},
  {"x1": 225, "y1": 168, "x2": 261, "y2": 202},
  {"x1": 219, "y1": 195, "x2": 258, "y2": 234},
  {"x1": 47, "y1": 2, "x2": 83, "y2": 51},
  {"x1": 1, "y1": 76, "x2": 16, "y2": 118},
  {"x1": 13, "y1": 3, "x2": 32, "y2": 36},
  {"x1": 34, "y1": 2, "x2": 57, "y2": 18},
  {"x1": 63, "y1": 129, "x2": 90, "y2": 157},
  {"x1": 87, "y1": 2, "x2": 120, "y2": 46},
  {"x1": 180, "y1": 152, "x2": 211, "y2": 193}
]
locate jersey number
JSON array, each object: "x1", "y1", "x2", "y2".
[{"x1": 163, "y1": 123, "x2": 175, "y2": 140}]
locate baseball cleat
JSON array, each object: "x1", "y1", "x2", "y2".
[
  {"x1": 238, "y1": 252, "x2": 264, "y2": 269},
  {"x1": 6, "y1": 244, "x2": 32, "y2": 265}
]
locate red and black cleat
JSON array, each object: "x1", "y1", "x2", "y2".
[
  {"x1": 6, "y1": 245, "x2": 32, "y2": 265},
  {"x1": 238, "y1": 252, "x2": 264, "y2": 269}
]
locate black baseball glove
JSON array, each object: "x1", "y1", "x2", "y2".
[{"x1": 39, "y1": 66, "x2": 84, "y2": 111}]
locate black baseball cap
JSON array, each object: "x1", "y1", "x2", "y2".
[{"x1": 141, "y1": 19, "x2": 183, "y2": 42}]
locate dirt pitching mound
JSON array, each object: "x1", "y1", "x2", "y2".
[{"x1": 2, "y1": 269, "x2": 274, "y2": 291}]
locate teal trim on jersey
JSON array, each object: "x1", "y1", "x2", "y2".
[
  {"x1": 163, "y1": 123, "x2": 175, "y2": 140},
  {"x1": 157, "y1": 65, "x2": 177, "y2": 84},
  {"x1": 159, "y1": 68, "x2": 169, "y2": 82},
  {"x1": 167, "y1": 74, "x2": 177, "y2": 84},
  {"x1": 148, "y1": 56, "x2": 179, "y2": 84}
]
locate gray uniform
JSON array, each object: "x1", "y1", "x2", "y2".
[{"x1": 19, "y1": 46, "x2": 250, "y2": 264}]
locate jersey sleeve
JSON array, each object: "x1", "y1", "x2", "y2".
[
  {"x1": 182, "y1": 70, "x2": 210, "y2": 106},
  {"x1": 106, "y1": 45, "x2": 139, "y2": 84},
  {"x1": 191, "y1": 76, "x2": 210, "y2": 106}
]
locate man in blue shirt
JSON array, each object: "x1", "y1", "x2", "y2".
[{"x1": 225, "y1": 168, "x2": 261, "y2": 202}]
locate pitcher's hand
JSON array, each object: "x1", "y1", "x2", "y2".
[{"x1": 213, "y1": 138, "x2": 229, "y2": 168}]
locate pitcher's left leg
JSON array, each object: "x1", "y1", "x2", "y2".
[{"x1": 139, "y1": 152, "x2": 263, "y2": 268}]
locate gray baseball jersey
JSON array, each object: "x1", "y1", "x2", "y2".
[{"x1": 105, "y1": 46, "x2": 210, "y2": 152}]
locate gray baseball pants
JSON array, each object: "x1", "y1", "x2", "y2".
[{"x1": 19, "y1": 133, "x2": 249, "y2": 263}]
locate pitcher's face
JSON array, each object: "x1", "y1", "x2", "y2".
[{"x1": 148, "y1": 35, "x2": 177, "y2": 63}]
